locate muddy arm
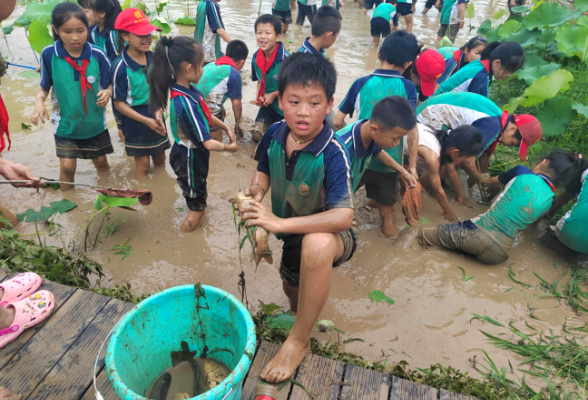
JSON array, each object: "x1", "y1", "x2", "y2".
[{"x1": 277, "y1": 208, "x2": 354, "y2": 235}]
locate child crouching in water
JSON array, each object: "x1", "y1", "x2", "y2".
[
  {"x1": 419, "y1": 151, "x2": 578, "y2": 264},
  {"x1": 32, "y1": 2, "x2": 113, "y2": 191},
  {"x1": 149, "y1": 36, "x2": 238, "y2": 232}
]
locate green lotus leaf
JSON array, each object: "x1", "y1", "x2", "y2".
[
  {"x1": 156, "y1": 0, "x2": 169, "y2": 14},
  {"x1": 503, "y1": 27, "x2": 540, "y2": 48},
  {"x1": 27, "y1": 19, "x2": 54, "y2": 54},
  {"x1": 14, "y1": 15, "x2": 31, "y2": 27},
  {"x1": 510, "y1": 6, "x2": 530, "y2": 13},
  {"x1": 555, "y1": 24, "x2": 588, "y2": 59},
  {"x1": 577, "y1": 16, "x2": 588, "y2": 27},
  {"x1": 498, "y1": 20, "x2": 521, "y2": 38},
  {"x1": 2, "y1": 23, "x2": 13, "y2": 35},
  {"x1": 501, "y1": 97, "x2": 525, "y2": 114},
  {"x1": 175, "y1": 16, "x2": 196, "y2": 26},
  {"x1": 522, "y1": 3, "x2": 577, "y2": 29},
  {"x1": 522, "y1": 51, "x2": 547, "y2": 69},
  {"x1": 22, "y1": 0, "x2": 66, "y2": 23},
  {"x1": 573, "y1": 102, "x2": 588, "y2": 118},
  {"x1": 437, "y1": 35, "x2": 454, "y2": 49},
  {"x1": 465, "y1": 2, "x2": 475, "y2": 19},
  {"x1": 494, "y1": 9, "x2": 505, "y2": 20},
  {"x1": 368, "y1": 290, "x2": 395, "y2": 305},
  {"x1": 477, "y1": 19, "x2": 492, "y2": 36},
  {"x1": 266, "y1": 312, "x2": 295, "y2": 331},
  {"x1": 121, "y1": 0, "x2": 132, "y2": 10},
  {"x1": 486, "y1": 25, "x2": 501, "y2": 42},
  {"x1": 520, "y1": 69, "x2": 573, "y2": 107},
  {"x1": 534, "y1": 97, "x2": 577, "y2": 137},
  {"x1": 151, "y1": 17, "x2": 171, "y2": 34},
  {"x1": 573, "y1": 0, "x2": 588, "y2": 12},
  {"x1": 17, "y1": 199, "x2": 77, "y2": 222},
  {"x1": 517, "y1": 63, "x2": 561, "y2": 85},
  {"x1": 94, "y1": 194, "x2": 139, "y2": 209}
]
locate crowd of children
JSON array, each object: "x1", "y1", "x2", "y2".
[{"x1": 0, "y1": 0, "x2": 583, "y2": 382}]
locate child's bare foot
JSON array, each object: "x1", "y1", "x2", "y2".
[
  {"x1": 181, "y1": 210, "x2": 204, "y2": 232},
  {"x1": 260, "y1": 337, "x2": 309, "y2": 383}
]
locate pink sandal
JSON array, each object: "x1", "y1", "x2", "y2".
[
  {"x1": 0, "y1": 272, "x2": 42, "y2": 307},
  {"x1": 0, "y1": 290, "x2": 55, "y2": 348}
]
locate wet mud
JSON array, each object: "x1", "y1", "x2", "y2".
[{"x1": 0, "y1": 0, "x2": 585, "y2": 384}]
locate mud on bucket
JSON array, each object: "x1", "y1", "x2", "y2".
[{"x1": 105, "y1": 285, "x2": 256, "y2": 400}]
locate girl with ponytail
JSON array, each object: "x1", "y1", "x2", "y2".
[
  {"x1": 437, "y1": 36, "x2": 487, "y2": 85},
  {"x1": 149, "y1": 36, "x2": 238, "y2": 232},
  {"x1": 403, "y1": 123, "x2": 482, "y2": 221},
  {"x1": 435, "y1": 41, "x2": 523, "y2": 97}
]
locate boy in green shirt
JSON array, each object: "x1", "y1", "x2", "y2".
[
  {"x1": 273, "y1": 0, "x2": 298, "y2": 33},
  {"x1": 242, "y1": 53, "x2": 355, "y2": 383}
]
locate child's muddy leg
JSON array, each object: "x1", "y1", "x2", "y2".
[
  {"x1": 134, "y1": 156, "x2": 151, "y2": 180},
  {"x1": 59, "y1": 158, "x2": 77, "y2": 191},
  {"x1": 282, "y1": 282, "x2": 299, "y2": 313},
  {"x1": 92, "y1": 155, "x2": 110, "y2": 172},
  {"x1": 379, "y1": 204, "x2": 398, "y2": 238},
  {"x1": 152, "y1": 152, "x2": 166, "y2": 167},
  {"x1": 118, "y1": 129, "x2": 125, "y2": 142},
  {"x1": 0, "y1": 204, "x2": 18, "y2": 228}
]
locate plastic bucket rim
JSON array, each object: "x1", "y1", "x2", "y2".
[{"x1": 105, "y1": 284, "x2": 256, "y2": 400}]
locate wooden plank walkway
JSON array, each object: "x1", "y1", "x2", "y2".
[{"x1": 0, "y1": 271, "x2": 473, "y2": 400}]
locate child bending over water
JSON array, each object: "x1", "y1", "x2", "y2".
[{"x1": 149, "y1": 36, "x2": 237, "y2": 232}]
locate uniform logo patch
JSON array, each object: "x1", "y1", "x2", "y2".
[
  {"x1": 87, "y1": 76, "x2": 96, "y2": 84},
  {"x1": 299, "y1": 183, "x2": 310, "y2": 196}
]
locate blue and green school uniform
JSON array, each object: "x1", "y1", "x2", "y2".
[
  {"x1": 273, "y1": 0, "x2": 293, "y2": 25},
  {"x1": 111, "y1": 47, "x2": 170, "y2": 157},
  {"x1": 437, "y1": 46, "x2": 459, "y2": 59},
  {"x1": 440, "y1": 0, "x2": 466, "y2": 25},
  {"x1": 322, "y1": 0, "x2": 340, "y2": 9},
  {"x1": 417, "y1": 92, "x2": 505, "y2": 157},
  {"x1": 338, "y1": 69, "x2": 417, "y2": 174},
  {"x1": 251, "y1": 42, "x2": 290, "y2": 125},
  {"x1": 296, "y1": 0, "x2": 317, "y2": 26},
  {"x1": 437, "y1": 48, "x2": 464, "y2": 84},
  {"x1": 434, "y1": 58, "x2": 491, "y2": 97},
  {"x1": 40, "y1": 40, "x2": 113, "y2": 159},
  {"x1": 555, "y1": 168, "x2": 588, "y2": 253},
  {"x1": 472, "y1": 165, "x2": 556, "y2": 248},
  {"x1": 298, "y1": 37, "x2": 325, "y2": 55},
  {"x1": 194, "y1": 0, "x2": 226, "y2": 63},
  {"x1": 335, "y1": 120, "x2": 382, "y2": 192},
  {"x1": 371, "y1": 3, "x2": 398, "y2": 38},
  {"x1": 88, "y1": 26, "x2": 121, "y2": 62},
  {"x1": 395, "y1": 0, "x2": 412, "y2": 15},
  {"x1": 169, "y1": 83, "x2": 212, "y2": 211},
  {"x1": 196, "y1": 62, "x2": 242, "y2": 118}
]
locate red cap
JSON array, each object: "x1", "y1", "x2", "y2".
[
  {"x1": 514, "y1": 114, "x2": 542, "y2": 161},
  {"x1": 114, "y1": 8, "x2": 161, "y2": 36},
  {"x1": 415, "y1": 49, "x2": 446, "y2": 97}
]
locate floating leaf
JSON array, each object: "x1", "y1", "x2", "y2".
[
  {"x1": 18, "y1": 70, "x2": 40, "y2": 79},
  {"x1": 477, "y1": 19, "x2": 492, "y2": 36},
  {"x1": 522, "y1": 3, "x2": 576, "y2": 29},
  {"x1": 109, "y1": 241, "x2": 132, "y2": 261},
  {"x1": 520, "y1": 69, "x2": 573, "y2": 107},
  {"x1": 21, "y1": 123, "x2": 31, "y2": 130},
  {"x1": 457, "y1": 266, "x2": 474, "y2": 282},
  {"x1": 493, "y1": 9, "x2": 505, "y2": 19},
  {"x1": 174, "y1": 16, "x2": 196, "y2": 25},
  {"x1": 176, "y1": 207, "x2": 184, "y2": 213},
  {"x1": 17, "y1": 199, "x2": 77, "y2": 222},
  {"x1": 27, "y1": 19, "x2": 54, "y2": 54},
  {"x1": 421, "y1": 217, "x2": 430, "y2": 224},
  {"x1": 368, "y1": 290, "x2": 395, "y2": 305},
  {"x1": 258, "y1": 300, "x2": 282, "y2": 316},
  {"x1": 572, "y1": 102, "x2": 588, "y2": 118},
  {"x1": 555, "y1": 24, "x2": 588, "y2": 59},
  {"x1": 465, "y1": 2, "x2": 474, "y2": 19},
  {"x1": 266, "y1": 312, "x2": 296, "y2": 330},
  {"x1": 534, "y1": 97, "x2": 577, "y2": 137},
  {"x1": 498, "y1": 20, "x2": 520, "y2": 38},
  {"x1": 516, "y1": 63, "x2": 561, "y2": 85}
]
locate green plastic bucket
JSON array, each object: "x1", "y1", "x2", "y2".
[{"x1": 105, "y1": 285, "x2": 256, "y2": 400}]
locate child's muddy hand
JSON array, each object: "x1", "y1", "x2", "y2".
[
  {"x1": 31, "y1": 104, "x2": 48, "y2": 125},
  {"x1": 96, "y1": 89, "x2": 111, "y2": 107},
  {"x1": 242, "y1": 201, "x2": 283, "y2": 233},
  {"x1": 401, "y1": 171, "x2": 418, "y2": 188},
  {"x1": 224, "y1": 142, "x2": 238, "y2": 153},
  {"x1": 479, "y1": 173, "x2": 492, "y2": 185},
  {"x1": 244, "y1": 185, "x2": 265, "y2": 202},
  {"x1": 457, "y1": 196, "x2": 473, "y2": 208},
  {"x1": 444, "y1": 211, "x2": 458, "y2": 222},
  {"x1": 226, "y1": 127, "x2": 237, "y2": 143},
  {"x1": 146, "y1": 118, "x2": 166, "y2": 136}
]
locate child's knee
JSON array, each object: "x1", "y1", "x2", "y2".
[
  {"x1": 301, "y1": 232, "x2": 337, "y2": 255},
  {"x1": 92, "y1": 155, "x2": 109, "y2": 171},
  {"x1": 60, "y1": 158, "x2": 77, "y2": 176}
]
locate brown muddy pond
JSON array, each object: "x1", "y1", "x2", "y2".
[{"x1": 0, "y1": 0, "x2": 584, "y2": 383}]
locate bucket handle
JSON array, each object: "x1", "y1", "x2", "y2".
[{"x1": 221, "y1": 387, "x2": 234, "y2": 400}]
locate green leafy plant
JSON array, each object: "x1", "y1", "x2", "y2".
[
  {"x1": 109, "y1": 238, "x2": 132, "y2": 261},
  {"x1": 85, "y1": 194, "x2": 139, "y2": 251},
  {"x1": 17, "y1": 199, "x2": 77, "y2": 222},
  {"x1": 457, "y1": 266, "x2": 474, "y2": 282},
  {"x1": 534, "y1": 97, "x2": 577, "y2": 137},
  {"x1": 368, "y1": 290, "x2": 395, "y2": 304}
]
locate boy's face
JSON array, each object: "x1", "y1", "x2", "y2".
[
  {"x1": 122, "y1": 32, "x2": 152, "y2": 53},
  {"x1": 279, "y1": 83, "x2": 333, "y2": 139},
  {"x1": 235, "y1": 59, "x2": 246, "y2": 71},
  {"x1": 500, "y1": 122, "x2": 521, "y2": 147},
  {"x1": 371, "y1": 125, "x2": 409, "y2": 149},
  {"x1": 256, "y1": 23, "x2": 279, "y2": 53}
]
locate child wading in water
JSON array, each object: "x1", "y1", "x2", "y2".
[
  {"x1": 150, "y1": 36, "x2": 238, "y2": 232},
  {"x1": 32, "y1": 2, "x2": 113, "y2": 191},
  {"x1": 111, "y1": 9, "x2": 170, "y2": 180},
  {"x1": 243, "y1": 53, "x2": 355, "y2": 382}
]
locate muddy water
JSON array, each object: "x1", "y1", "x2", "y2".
[{"x1": 0, "y1": 0, "x2": 584, "y2": 383}]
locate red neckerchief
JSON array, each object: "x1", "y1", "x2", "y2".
[
  {"x1": 480, "y1": 59, "x2": 491, "y2": 72},
  {"x1": 0, "y1": 92, "x2": 10, "y2": 153},
  {"x1": 255, "y1": 44, "x2": 279, "y2": 103},
  {"x1": 486, "y1": 111, "x2": 510, "y2": 157},
  {"x1": 170, "y1": 90, "x2": 215, "y2": 128},
  {"x1": 215, "y1": 55, "x2": 238, "y2": 69},
  {"x1": 63, "y1": 57, "x2": 93, "y2": 114},
  {"x1": 453, "y1": 49, "x2": 463, "y2": 65}
]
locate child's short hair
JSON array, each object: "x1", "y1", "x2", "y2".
[
  {"x1": 278, "y1": 52, "x2": 337, "y2": 100},
  {"x1": 370, "y1": 96, "x2": 417, "y2": 131},
  {"x1": 311, "y1": 6, "x2": 342, "y2": 37},
  {"x1": 226, "y1": 40, "x2": 249, "y2": 62},
  {"x1": 51, "y1": 2, "x2": 88, "y2": 41},
  {"x1": 254, "y1": 14, "x2": 282, "y2": 35},
  {"x1": 380, "y1": 30, "x2": 419, "y2": 67}
]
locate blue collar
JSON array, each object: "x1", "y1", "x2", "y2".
[
  {"x1": 272, "y1": 120, "x2": 334, "y2": 156},
  {"x1": 301, "y1": 37, "x2": 324, "y2": 55},
  {"x1": 351, "y1": 120, "x2": 374, "y2": 159},
  {"x1": 121, "y1": 46, "x2": 152, "y2": 71},
  {"x1": 92, "y1": 25, "x2": 108, "y2": 38},
  {"x1": 537, "y1": 173, "x2": 555, "y2": 188},
  {"x1": 172, "y1": 83, "x2": 202, "y2": 103},
  {"x1": 371, "y1": 69, "x2": 403, "y2": 78},
  {"x1": 54, "y1": 40, "x2": 92, "y2": 60}
]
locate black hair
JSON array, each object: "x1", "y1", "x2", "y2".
[
  {"x1": 149, "y1": 36, "x2": 203, "y2": 113},
  {"x1": 380, "y1": 30, "x2": 419, "y2": 67},
  {"x1": 433, "y1": 125, "x2": 483, "y2": 165},
  {"x1": 480, "y1": 41, "x2": 524, "y2": 73},
  {"x1": 370, "y1": 96, "x2": 416, "y2": 132},
  {"x1": 565, "y1": 154, "x2": 588, "y2": 194},
  {"x1": 226, "y1": 40, "x2": 249, "y2": 62},
  {"x1": 254, "y1": 14, "x2": 282, "y2": 35},
  {"x1": 460, "y1": 36, "x2": 487, "y2": 52},
  {"x1": 78, "y1": 0, "x2": 124, "y2": 50},
  {"x1": 543, "y1": 151, "x2": 583, "y2": 188},
  {"x1": 311, "y1": 6, "x2": 342, "y2": 37},
  {"x1": 51, "y1": 2, "x2": 88, "y2": 41},
  {"x1": 278, "y1": 52, "x2": 337, "y2": 100}
]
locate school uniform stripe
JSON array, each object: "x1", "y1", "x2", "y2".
[
  {"x1": 331, "y1": 138, "x2": 354, "y2": 208},
  {"x1": 181, "y1": 97, "x2": 206, "y2": 142}
]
